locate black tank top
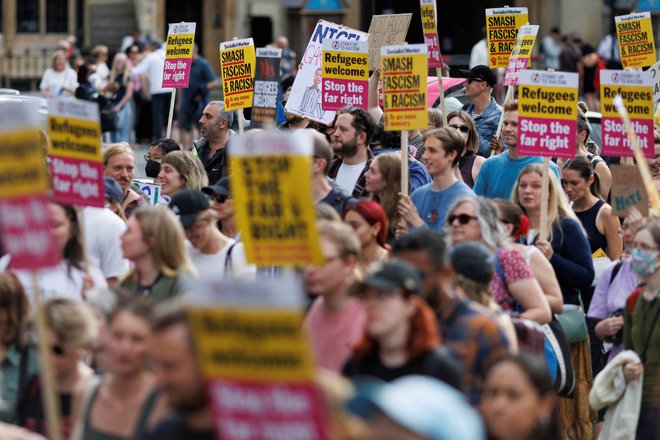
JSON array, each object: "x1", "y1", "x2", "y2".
[
  {"x1": 575, "y1": 199, "x2": 608, "y2": 254},
  {"x1": 458, "y1": 152, "x2": 477, "y2": 188}
]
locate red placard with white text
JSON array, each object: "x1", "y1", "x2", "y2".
[
  {"x1": 420, "y1": 0, "x2": 443, "y2": 68},
  {"x1": 162, "y1": 22, "x2": 196, "y2": 88}
]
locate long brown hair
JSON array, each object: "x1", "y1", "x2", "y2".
[
  {"x1": 446, "y1": 110, "x2": 478, "y2": 155},
  {"x1": 0, "y1": 273, "x2": 30, "y2": 350},
  {"x1": 369, "y1": 152, "x2": 401, "y2": 239}
]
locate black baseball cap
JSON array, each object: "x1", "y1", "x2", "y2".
[
  {"x1": 357, "y1": 260, "x2": 422, "y2": 295},
  {"x1": 459, "y1": 65, "x2": 497, "y2": 87},
  {"x1": 449, "y1": 241, "x2": 494, "y2": 285},
  {"x1": 168, "y1": 189, "x2": 210, "y2": 228},
  {"x1": 202, "y1": 176, "x2": 230, "y2": 198}
]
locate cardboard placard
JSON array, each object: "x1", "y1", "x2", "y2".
[
  {"x1": 615, "y1": 11, "x2": 656, "y2": 69},
  {"x1": 162, "y1": 22, "x2": 196, "y2": 88},
  {"x1": 47, "y1": 98, "x2": 104, "y2": 207},
  {"x1": 285, "y1": 20, "x2": 367, "y2": 124},
  {"x1": 229, "y1": 130, "x2": 323, "y2": 267},
  {"x1": 220, "y1": 38, "x2": 256, "y2": 111},
  {"x1": 485, "y1": 7, "x2": 529, "y2": 68},
  {"x1": 504, "y1": 24, "x2": 539, "y2": 86},
  {"x1": 367, "y1": 14, "x2": 412, "y2": 70},
  {"x1": 321, "y1": 39, "x2": 369, "y2": 110},
  {"x1": 517, "y1": 70, "x2": 579, "y2": 158},
  {"x1": 600, "y1": 70, "x2": 654, "y2": 158},
  {"x1": 251, "y1": 48, "x2": 282, "y2": 129},
  {"x1": 420, "y1": 0, "x2": 443, "y2": 68},
  {"x1": 611, "y1": 164, "x2": 649, "y2": 216},
  {"x1": 647, "y1": 60, "x2": 660, "y2": 107}
]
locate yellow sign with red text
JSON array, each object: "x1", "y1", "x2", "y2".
[
  {"x1": 616, "y1": 12, "x2": 656, "y2": 69},
  {"x1": 220, "y1": 38, "x2": 256, "y2": 111},
  {"x1": 486, "y1": 7, "x2": 529, "y2": 68}
]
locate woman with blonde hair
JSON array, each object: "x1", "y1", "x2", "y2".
[
  {"x1": 364, "y1": 152, "x2": 401, "y2": 241},
  {"x1": 105, "y1": 52, "x2": 133, "y2": 143},
  {"x1": 446, "y1": 110, "x2": 484, "y2": 188},
  {"x1": 40, "y1": 50, "x2": 77, "y2": 97},
  {"x1": 157, "y1": 151, "x2": 208, "y2": 198},
  {"x1": 119, "y1": 207, "x2": 194, "y2": 303}
]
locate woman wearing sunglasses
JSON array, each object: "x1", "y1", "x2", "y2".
[{"x1": 446, "y1": 110, "x2": 485, "y2": 189}]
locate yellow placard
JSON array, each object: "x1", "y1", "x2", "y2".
[
  {"x1": 165, "y1": 33, "x2": 195, "y2": 59},
  {"x1": 421, "y1": 4, "x2": 437, "y2": 34},
  {"x1": 188, "y1": 308, "x2": 315, "y2": 382},
  {"x1": 220, "y1": 38, "x2": 256, "y2": 111},
  {"x1": 601, "y1": 85, "x2": 653, "y2": 118},
  {"x1": 47, "y1": 116, "x2": 102, "y2": 162},
  {"x1": 518, "y1": 85, "x2": 578, "y2": 121},
  {"x1": 322, "y1": 51, "x2": 368, "y2": 81},
  {"x1": 486, "y1": 8, "x2": 529, "y2": 68},
  {"x1": 381, "y1": 45, "x2": 428, "y2": 131},
  {"x1": 616, "y1": 12, "x2": 657, "y2": 69},
  {"x1": 0, "y1": 129, "x2": 50, "y2": 198},
  {"x1": 230, "y1": 153, "x2": 323, "y2": 267}
]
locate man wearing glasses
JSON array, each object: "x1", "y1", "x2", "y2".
[{"x1": 460, "y1": 65, "x2": 502, "y2": 157}]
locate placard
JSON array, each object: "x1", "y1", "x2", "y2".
[
  {"x1": 504, "y1": 24, "x2": 539, "y2": 86},
  {"x1": 610, "y1": 164, "x2": 649, "y2": 216},
  {"x1": 420, "y1": 0, "x2": 443, "y2": 68},
  {"x1": 600, "y1": 70, "x2": 654, "y2": 158},
  {"x1": 485, "y1": 7, "x2": 529, "y2": 68},
  {"x1": 367, "y1": 14, "x2": 412, "y2": 70},
  {"x1": 162, "y1": 22, "x2": 196, "y2": 88},
  {"x1": 229, "y1": 130, "x2": 323, "y2": 267},
  {"x1": 220, "y1": 38, "x2": 256, "y2": 111},
  {"x1": 321, "y1": 39, "x2": 369, "y2": 111},
  {"x1": 285, "y1": 20, "x2": 367, "y2": 124},
  {"x1": 517, "y1": 70, "x2": 579, "y2": 158},
  {"x1": 131, "y1": 179, "x2": 170, "y2": 206},
  {"x1": 381, "y1": 44, "x2": 428, "y2": 131},
  {"x1": 615, "y1": 11, "x2": 656, "y2": 68},
  {"x1": 47, "y1": 98, "x2": 104, "y2": 207},
  {"x1": 646, "y1": 60, "x2": 660, "y2": 107},
  {"x1": 251, "y1": 48, "x2": 282, "y2": 129}
]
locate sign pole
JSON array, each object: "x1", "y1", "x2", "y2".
[
  {"x1": 238, "y1": 112, "x2": 245, "y2": 135},
  {"x1": 401, "y1": 130, "x2": 409, "y2": 195},
  {"x1": 436, "y1": 68, "x2": 448, "y2": 127},
  {"x1": 166, "y1": 89, "x2": 176, "y2": 139}
]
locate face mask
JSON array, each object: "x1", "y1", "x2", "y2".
[
  {"x1": 145, "y1": 160, "x2": 161, "y2": 178},
  {"x1": 631, "y1": 247, "x2": 660, "y2": 278}
]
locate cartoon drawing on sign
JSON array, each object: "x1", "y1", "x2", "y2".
[{"x1": 299, "y1": 68, "x2": 324, "y2": 119}]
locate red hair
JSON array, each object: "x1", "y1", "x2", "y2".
[
  {"x1": 352, "y1": 295, "x2": 440, "y2": 361},
  {"x1": 343, "y1": 200, "x2": 388, "y2": 247}
]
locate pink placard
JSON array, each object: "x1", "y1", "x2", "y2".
[
  {"x1": 162, "y1": 58, "x2": 193, "y2": 88},
  {"x1": 601, "y1": 116, "x2": 654, "y2": 158},
  {"x1": 517, "y1": 116, "x2": 577, "y2": 158},
  {"x1": 424, "y1": 33, "x2": 443, "y2": 68},
  {"x1": 50, "y1": 157, "x2": 104, "y2": 207},
  {"x1": 321, "y1": 78, "x2": 368, "y2": 110},
  {"x1": 504, "y1": 57, "x2": 530, "y2": 86},
  {"x1": 0, "y1": 196, "x2": 59, "y2": 270}
]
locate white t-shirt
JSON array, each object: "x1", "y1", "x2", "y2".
[
  {"x1": 40, "y1": 67, "x2": 78, "y2": 96},
  {"x1": 82, "y1": 207, "x2": 129, "y2": 279},
  {"x1": 131, "y1": 48, "x2": 173, "y2": 95},
  {"x1": 335, "y1": 161, "x2": 366, "y2": 195},
  {"x1": 186, "y1": 239, "x2": 256, "y2": 279}
]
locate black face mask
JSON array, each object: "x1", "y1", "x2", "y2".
[{"x1": 145, "y1": 160, "x2": 161, "y2": 178}]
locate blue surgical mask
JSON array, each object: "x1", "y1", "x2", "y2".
[{"x1": 631, "y1": 247, "x2": 659, "y2": 278}]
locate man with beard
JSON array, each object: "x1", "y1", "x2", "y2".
[
  {"x1": 278, "y1": 87, "x2": 310, "y2": 130},
  {"x1": 327, "y1": 106, "x2": 376, "y2": 198},
  {"x1": 102, "y1": 143, "x2": 147, "y2": 217},
  {"x1": 193, "y1": 101, "x2": 234, "y2": 184},
  {"x1": 144, "y1": 306, "x2": 214, "y2": 440}
]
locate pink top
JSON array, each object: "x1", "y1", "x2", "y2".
[
  {"x1": 491, "y1": 248, "x2": 535, "y2": 312},
  {"x1": 304, "y1": 297, "x2": 366, "y2": 372}
]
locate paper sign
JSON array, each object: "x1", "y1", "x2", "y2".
[
  {"x1": 251, "y1": 48, "x2": 282, "y2": 129},
  {"x1": 188, "y1": 275, "x2": 329, "y2": 440},
  {"x1": 162, "y1": 22, "x2": 196, "y2": 88},
  {"x1": 504, "y1": 24, "x2": 539, "y2": 86},
  {"x1": 486, "y1": 7, "x2": 529, "y2": 68},
  {"x1": 367, "y1": 14, "x2": 412, "y2": 70},
  {"x1": 646, "y1": 60, "x2": 660, "y2": 106},
  {"x1": 381, "y1": 44, "x2": 428, "y2": 131},
  {"x1": 610, "y1": 164, "x2": 649, "y2": 216},
  {"x1": 220, "y1": 38, "x2": 256, "y2": 111},
  {"x1": 229, "y1": 130, "x2": 323, "y2": 266},
  {"x1": 286, "y1": 20, "x2": 367, "y2": 124},
  {"x1": 600, "y1": 70, "x2": 654, "y2": 158},
  {"x1": 321, "y1": 39, "x2": 369, "y2": 111},
  {"x1": 615, "y1": 11, "x2": 656, "y2": 69},
  {"x1": 131, "y1": 179, "x2": 170, "y2": 206},
  {"x1": 420, "y1": 0, "x2": 443, "y2": 68},
  {"x1": 517, "y1": 70, "x2": 579, "y2": 158},
  {"x1": 47, "y1": 98, "x2": 104, "y2": 207}
]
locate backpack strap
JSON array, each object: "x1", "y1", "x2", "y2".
[
  {"x1": 626, "y1": 285, "x2": 644, "y2": 315},
  {"x1": 224, "y1": 242, "x2": 237, "y2": 275},
  {"x1": 609, "y1": 260, "x2": 624, "y2": 287},
  {"x1": 493, "y1": 248, "x2": 506, "y2": 285}
]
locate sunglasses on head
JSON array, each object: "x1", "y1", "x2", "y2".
[
  {"x1": 449, "y1": 124, "x2": 471, "y2": 133},
  {"x1": 447, "y1": 213, "x2": 478, "y2": 225},
  {"x1": 212, "y1": 194, "x2": 228, "y2": 204},
  {"x1": 467, "y1": 78, "x2": 485, "y2": 84}
]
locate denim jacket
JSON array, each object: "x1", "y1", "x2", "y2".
[{"x1": 462, "y1": 97, "x2": 502, "y2": 157}]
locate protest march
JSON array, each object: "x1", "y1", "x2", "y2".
[{"x1": 1, "y1": 1, "x2": 660, "y2": 440}]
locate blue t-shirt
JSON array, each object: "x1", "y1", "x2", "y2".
[
  {"x1": 181, "y1": 56, "x2": 216, "y2": 107},
  {"x1": 473, "y1": 151, "x2": 561, "y2": 200},
  {"x1": 411, "y1": 181, "x2": 475, "y2": 231}
]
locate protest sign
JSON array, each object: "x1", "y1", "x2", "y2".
[
  {"x1": 230, "y1": 130, "x2": 323, "y2": 267},
  {"x1": 47, "y1": 98, "x2": 104, "y2": 207},
  {"x1": 251, "y1": 48, "x2": 282, "y2": 129},
  {"x1": 381, "y1": 44, "x2": 428, "y2": 131},
  {"x1": 420, "y1": 0, "x2": 442, "y2": 68},
  {"x1": 286, "y1": 20, "x2": 367, "y2": 124},
  {"x1": 600, "y1": 70, "x2": 653, "y2": 158},
  {"x1": 646, "y1": 60, "x2": 660, "y2": 107},
  {"x1": 610, "y1": 164, "x2": 649, "y2": 216},
  {"x1": 504, "y1": 24, "x2": 539, "y2": 86},
  {"x1": 517, "y1": 70, "x2": 579, "y2": 158},
  {"x1": 321, "y1": 39, "x2": 369, "y2": 111},
  {"x1": 162, "y1": 22, "x2": 196, "y2": 88},
  {"x1": 367, "y1": 14, "x2": 412, "y2": 70},
  {"x1": 485, "y1": 7, "x2": 529, "y2": 68},
  {"x1": 188, "y1": 275, "x2": 328, "y2": 440},
  {"x1": 132, "y1": 179, "x2": 170, "y2": 206},
  {"x1": 615, "y1": 11, "x2": 656, "y2": 69},
  {"x1": 220, "y1": 38, "x2": 256, "y2": 112}
]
